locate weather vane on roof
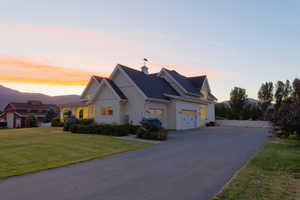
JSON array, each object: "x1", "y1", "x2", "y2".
[{"x1": 143, "y1": 58, "x2": 149, "y2": 65}]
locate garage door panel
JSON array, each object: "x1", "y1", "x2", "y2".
[{"x1": 180, "y1": 109, "x2": 197, "y2": 130}]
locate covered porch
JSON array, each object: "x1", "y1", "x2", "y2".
[{"x1": 60, "y1": 102, "x2": 96, "y2": 122}]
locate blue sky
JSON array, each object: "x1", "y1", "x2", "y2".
[{"x1": 0, "y1": 0, "x2": 299, "y2": 100}]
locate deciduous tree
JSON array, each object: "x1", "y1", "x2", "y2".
[
  {"x1": 283, "y1": 80, "x2": 292, "y2": 101},
  {"x1": 292, "y1": 78, "x2": 300, "y2": 99},
  {"x1": 229, "y1": 87, "x2": 248, "y2": 119},
  {"x1": 274, "y1": 81, "x2": 285, "y2": 110},
  {"x1": 258, "y1": 82, "x2": 274, "y2": 114}
]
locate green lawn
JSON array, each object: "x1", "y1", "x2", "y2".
[
  {"x1": 214, "y1": 137, "x2": 300, "y2": 200},
  {"x1": 0, "y1": 127, "x2": 152, "y2": 179}
]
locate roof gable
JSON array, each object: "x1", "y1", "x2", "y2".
[
  {"x1": 161, "y1": 69, "x2": 217, "y2": 100},
  {"x1": 90, "y1": 79, "x2": 127, "y2": 102},
  {"x1": 106, "y1": 79, "x2": 127, "y2": 100},
  {"x1": 163, "y1": 69, "x2": 202, "y2": 96},
  {"x1": 118, "y1": 65, "x2": 179, "y2": 100},
  {"x1": 80, "y1": 76, "x2": 103, "y2": 99},
  {"x1": 188, "y1": 76, "x2": 206, "y2": 90}
]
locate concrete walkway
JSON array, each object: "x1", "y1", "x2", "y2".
[{"x1": 0, "y1": 127, "x2": 269, "y2": 200}]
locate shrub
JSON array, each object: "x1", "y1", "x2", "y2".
[
  {"x1": 44, "y1": 108, "x2": 59, "y2": 123},
  {"x1": 69, "y1": 123, "x2": 132, "y2": 136},
  {"x1": 111, "y1": 124, "x2": 131, "y2": 136},
  {"x1": 136, "y1": 127, "x2": 149, "y2": 138},
  {"x1": 140, "y1": 118, "x2": 162, "y2": 131},
  {"x1": 70, "y1": 124, "x2": 98, "y2": 134},
  {"x1": 272, "y1": 99, "x2": 300, "y2": 139},
  {"x1": 64, "y1": 116, "x2": 78, "y2": 131},
  {"x1": 77, "y1": 118, "x2": 94, "y2": 125},
  {"x1": 154, "y1": 131, "x2": 168, "y2": 140},
  {"x1": 69, "y1": 122, "x2": 168, "y2": 140},
  {"x1": 130, "y1": 125, "x2": 141, "y2": 135},
  {"x1": 51, "y1": 117, "x2": 63, "y2": 127},
  {"x1": 26, "y1": 115, "x2": 37, "y2": 128},
  {"x1": 136, "y1": 127, "x2": 168, "y2": 141},
  {"x1": 120, "y1": 124, "x2": 140, "y2": 135},
  {"x1": 99, "y1": 124, "x2": 116, "y2": 135}
]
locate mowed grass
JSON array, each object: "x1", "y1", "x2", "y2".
[
  {"x1": 0, "y1": 127, "x2": 152, "y2": 179},
  {"x1": 214, "y1": 137, "x2": 300, "y2": 200}
]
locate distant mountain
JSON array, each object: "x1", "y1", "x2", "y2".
[
  {"x1": 221, "y1": 98, "x2": 261, "y2": 107},
  {"x1": 0, "y1": 85, "x2": 81, "y2": 110}
]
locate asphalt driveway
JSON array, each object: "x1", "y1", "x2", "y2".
[{"x1": 0, "y1": 127, "x2": 269, "y2": 200}]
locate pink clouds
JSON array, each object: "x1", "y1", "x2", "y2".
[
  {"x1": 7, "y1": 23, "x2": 145, "y2": 55},
  {"x1": 0, "y1": 22, "x2": 231, "y2": 93}
]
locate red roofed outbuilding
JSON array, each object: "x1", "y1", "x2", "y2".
[{"x1": 0, "y1": 101, "x2": 57, "y2": 128}]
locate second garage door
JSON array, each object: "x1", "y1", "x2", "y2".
[{"x1": 180, "y1": 109, "x2": 197, "y2": 130}]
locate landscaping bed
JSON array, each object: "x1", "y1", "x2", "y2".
[
  {"x1": 66, "y1": 118, "x2": 168, "y2": 141},
  {"x1": 213, "y1": 137, "x2": 300, "y2": 200}
]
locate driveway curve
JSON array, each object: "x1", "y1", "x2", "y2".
[{"x1": 0, "y1": 127, "x2": 269, "y2": 200}]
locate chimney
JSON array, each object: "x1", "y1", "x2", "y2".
[{"x1": 141, "y1": 65, "x2": 149, "y2": 75}]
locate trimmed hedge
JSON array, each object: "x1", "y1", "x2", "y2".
[
  {"x1": 136, "y1": 127, "x2": 168, "y2": 141},
  {"x1": 70, "y1": 123, "x2": 140, "y2": 137},
  {"x1": 126, "y1": 124, "x2": 141, "y2": 135},
  {"x1": 77, "y1": 118, "x2": 94, "y2": 125}
]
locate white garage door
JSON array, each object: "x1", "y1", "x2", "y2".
[{"x1": 180, "y1": 110, "x2": 197, "y2": 130}]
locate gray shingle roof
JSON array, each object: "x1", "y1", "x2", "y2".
[
  {"x1": 106, "y1": 79, "x2": 127, "y2": 100},
  {"x1": 188, "y1": 76, "x2": 206, "y2": 90},
  {"x1": 119, "y1": 64, "x2": 179, "y2": 100},
  {"x1": 164, "y1": 69, "x2": 202, "y2": 95}
]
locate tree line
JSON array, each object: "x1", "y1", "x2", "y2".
[
  {"x1": 216, "y1": 78, "x2": 300, "y2": 139},
  {"x1": 216, "y1": 78, "x2": 300, "y2": 120}
]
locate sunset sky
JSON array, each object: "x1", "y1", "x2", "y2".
[{"x1": 1, "y1": 0, "x2": 299, "y2": 101}]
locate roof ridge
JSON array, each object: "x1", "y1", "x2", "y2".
[
  {"x1": 120, "y1": 65, "x2": 179, "y2": 100},
  {"x1": 92, "y1": 75, "x2": 106, "y2": 79},
  {"x1": 117, "y1": 64, "x2": 143, "y2": 73},
  {"x1": 188, "y1": 75, "x2": 206, "y2": 78}
]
